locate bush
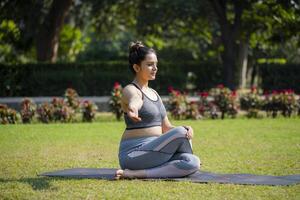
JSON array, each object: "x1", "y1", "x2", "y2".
[
  {"x1": 0, "y1": 104, "x2": 18, "y2": 124},
  {"x1": 81, "y1": 100, "x2": 98, "y2": 122},
  {"x1": 20, "y1": 98, "x2": 36, "y2": 123},
  {"x1": 64, "y1": 88, "x2": 80, "y2": 112},
  {"x1": 109, "y1": 82, "x2": 123, "y2": 120},
  {"x1": 51, "y1": 97, "x2": 75, "y2": 122},
  {"x1": 199, "y1": 91, "x2": 218, "y2": 119},
  {"x1": 209, "y1": 85, "x2": 238, "y2": 119},
  {"x1": 240, "y1": 87, "x2": 262, "y2": 118},
  {"x1": 36, "y1": 103, "x2": 54, "y2": 123},
  {"x1": 168, "y1": 87, "x2": 201, "y2": 120},
  {"x1": 262, "y1": 89, "x2": 298, "y2": 118}
]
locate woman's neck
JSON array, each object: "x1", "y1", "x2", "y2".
[{"x1": 133, "y1": 77, "x2": 148, "y2": 90}]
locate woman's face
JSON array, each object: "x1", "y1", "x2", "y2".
[{"x1": 136, "y1": 53, "x2": 158, "y2": 81}]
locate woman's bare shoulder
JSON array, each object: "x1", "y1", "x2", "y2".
[{"x1": 122, "y1": 84, "x2": 142, "y2": 98}]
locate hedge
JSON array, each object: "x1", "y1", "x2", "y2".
[
  {"x1": 0, "y1": 61, "x2": 222, "y2": 96},
  {"x1": 259, "y1": 63, "x2": 300, "y2": 93},
  {"x1": 0, "y1": 62, "x2": 299, "y2": 96}
]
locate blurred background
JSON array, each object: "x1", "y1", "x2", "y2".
[{"x1": 0, "y1": 0, "x2": 299, "y2": 96}]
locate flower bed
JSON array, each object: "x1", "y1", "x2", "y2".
[{"x1": 1, "y1": 85, "x2": 299, "y2": 124}]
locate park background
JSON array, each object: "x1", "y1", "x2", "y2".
[{"x1": 0, "y1": 1, "x2": 300, "y2": 200}]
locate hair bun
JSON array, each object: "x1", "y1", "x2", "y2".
[{"x1": 129, "y1": 41, "x2": 144, "y2": 53}]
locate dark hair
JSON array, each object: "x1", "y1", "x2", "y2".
[{"x1": 128, "y1": 41, "x2": 156, "y2": 74}]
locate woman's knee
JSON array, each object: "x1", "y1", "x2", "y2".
[
  {"x1": 189, "y1": 155, "x2": 201, "y2": 171},
  {"x1": 172, "y1": 126, "x2": 188, "y2": 136}
]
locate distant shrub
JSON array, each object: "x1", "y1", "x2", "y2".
[
  {"x1": 109, "y1": 82, "x2": 123, "y2": 120},
  {"x1": 209, "y1": 84, "x2": 238, "y2": 119},
  {"x1": 51, "y1": 97, "x2": 75, "y2": 122},
  {"x1": 199, "y1": 91, "x2": 218, "y2": 119},
  {"x1": 64, "y1": 88, "x2": 80, "y2": 112},
  {"x1": 20, "y1": 98, "x2": 36, "y2": 123},
  {"x1": 240, "y1": 86, "x2": 262, "y2": 118},
  {"x1": 0, "y1": 104, "x2": 18, "y2": 124},
  {"x1": 168, "y1": 87, "x2": 188, "y2": 120},
  {"x1": 81, "y1": 100, "x2": 98, "y2": 122},
  {"x1": 262, "y1": 89, "x2": 298, "y2": 118},
  {"x1": 36, "y1": 103, "x2": 54, "y2": 123}
]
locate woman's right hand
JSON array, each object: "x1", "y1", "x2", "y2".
[{"x1": 127, "y1": 106, "x2": 142, "y2": 122}]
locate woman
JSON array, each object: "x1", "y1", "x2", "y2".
[{"x1": 116, "y1": 41, "x2": 200, "y2": 179}]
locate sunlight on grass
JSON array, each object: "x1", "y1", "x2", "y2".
[{"x1": 0, "y1": 118, "x2": 299, "y2": 199}]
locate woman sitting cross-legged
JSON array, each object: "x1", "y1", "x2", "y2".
[{"x1": 116, "y1": 41, "x2": 201, "y2": 179}]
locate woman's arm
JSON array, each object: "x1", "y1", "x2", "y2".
[
  {"x1": 161, "y1": 115, "x2": 174, "y2": 133},
  {"x1": 122, "y1": 85, "x2": 143, "y2": 122}
]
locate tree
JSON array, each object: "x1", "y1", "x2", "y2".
[
  {"x1": 36, "y1": 0, "x2": 73, "y2": 62},
  {"x1": 210, "y1": 0, "x2": 300, "y2": 89}
]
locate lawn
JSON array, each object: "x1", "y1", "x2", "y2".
[{"x1": 0, "y1": 118, "x2": 299, "y2": 199}]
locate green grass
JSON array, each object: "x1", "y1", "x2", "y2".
[{"x1": 0, "y1": 118, "x2": 299, "y2": 199}]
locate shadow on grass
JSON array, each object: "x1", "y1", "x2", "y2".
[{"x1": 0, "y1": 176, "x2": 63, "y2": 191}]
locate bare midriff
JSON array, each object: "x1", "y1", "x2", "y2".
[{"x1": 121, "y1": 126, "x2": 163, "y2": 140}]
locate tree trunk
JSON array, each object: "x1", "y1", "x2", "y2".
[
  {"x1": 221, "y1": 34, "x2": 237, "y2": 90},
  {"x1": 211, "y1": 0, "x2": 244, "y2": 90},
  {"x1": 36, "y1": 0, "x2": 73, "y2": 62},
  {"x1": 237, "y1": 40, "x2": 249, "y2": 89}
]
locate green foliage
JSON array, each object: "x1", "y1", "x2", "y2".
[
  {"x1": 0, "y1": 20, "x2": 20, "y2": 63},
  {"x1": 58, "y1": 25, "x2": 90, "y2": 62}
]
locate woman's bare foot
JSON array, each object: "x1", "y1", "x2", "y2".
[
  {"x1": 115, "y1": 169, "x2": 124, "y2": 180},
  {"x1": 115, "y1": 169, "x2": 146, "y2": 179}
]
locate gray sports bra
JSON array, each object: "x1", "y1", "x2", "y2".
[{"x1": 124, "y1": 83, "x2": 167, "y2": 130}]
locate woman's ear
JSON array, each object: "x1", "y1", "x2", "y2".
[{"x1": 133, "y1": 64, "x2": 140, "y2": 73}]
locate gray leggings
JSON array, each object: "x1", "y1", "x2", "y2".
[{"x1": 118, "y1": 126, "x2": 201, "y2": 178}]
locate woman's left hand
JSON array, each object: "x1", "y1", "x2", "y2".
[{"x1": 183, "y1": 126, "x2": 193, "y2": 140}]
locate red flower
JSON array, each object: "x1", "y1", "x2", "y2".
[
  {"x1": 263, "y1": 90, "x2": 269, "y2": 96},
  {"x1": 287, "y1": 89, "x2": 294, "y2": 94},
  {"x1": 231, "y1": 90, "x2": 237, "y2": 97},
  {"x1": 173, "y1": 90, "x2": 181, "y2": 96},
  {"x1": 200, "y1": 92, "x2": 209, "y2": 97},
  {"x1": 217, "y1": 84, "x2": 224, "y2": 89},
  {"x1": 168, "y1": 86, "x2": 174, "y2": 93},
  {"x1": 114, "y1": 82, "x2": 120, "y2": 89},
  {"x1": 272, "y1": 90, "x2": 278, "y2": 95},
  {"x1": 251, "y1": 86, "x2": 257, "y2": 93}
]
